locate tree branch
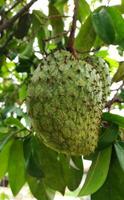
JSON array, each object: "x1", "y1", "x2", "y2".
[
  {"x1": 5, "y1": 0, "x2": 22, "y2": 14},
  {"x1": 0, "y1": 0, "x2": 37, "y2": 33},
  {"x1": 105, "y1": 81, "x2": 124, "y2": 110},
  {"x1": 67, "y1": 0, "x2": 79, "y2": 57}
]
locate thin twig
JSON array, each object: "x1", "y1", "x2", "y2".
[
  {"x1": 48, "y1": 15, "x2": 70, "y2": 19},
  {"x1": 67, "y1": 0, "x2": 79, "y2": 57},
  {"x1": 44, "y1": 31, "x2": 69, "y2": 42},
  {"x1": 105, "y1": 81, "x2": 124, "y2": 110},
  {"x1": 0, "y1": 0, "x2": 37, "y2": 33},
  {"x1": 5, "y1": 0, "x2": 22, "y2": 14}
]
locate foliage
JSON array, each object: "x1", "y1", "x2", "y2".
[{"x1": 0, "y1": 0, "x2": 124, "y2": 199}]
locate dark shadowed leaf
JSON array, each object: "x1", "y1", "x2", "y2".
[
  {"x1": 91, "y1": 148, "x2": 124, "y2": 200},
  {"x1": 75, "y1": 15, "x2": 96, "y2": 52},
  {"x1": 23, "y1": 137, "x2": 44, "y2": 178},
  {"x1": 59, "y1": 154, "x2": 83, "y2": 191},
  {"x1": 31, "y1": 136, "x2": 83, "y2": 194},
  {"x1": 27, "y1": 176, "x2": 55, "y2": 200},
  {"x1": 15, "y1": 13, "x2": 31, "y2": 39},
  {"x1": 31, "y1": 136, "x2": 66, "y2": 194},
  {"x1": 8, "y1": 140, "x2": 26, "y2": 196},
  {"x1": 78, "y1": 146, "x2": 112, "y2": 196}
]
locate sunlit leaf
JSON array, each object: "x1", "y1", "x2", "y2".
[
  {"x1": 77, "y1": 0, "x2": 91, "y2": 23},
  {"x1": 112, "y1": 62, "x2": 124, "y2": 82}
]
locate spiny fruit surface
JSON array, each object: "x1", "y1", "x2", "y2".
[{"x1": 27, "y1": 50, "x2": 110, "y2": 156}]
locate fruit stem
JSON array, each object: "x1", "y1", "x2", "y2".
[{"x1": 67, "y1": 0, "x2": 79, "y2": 58}]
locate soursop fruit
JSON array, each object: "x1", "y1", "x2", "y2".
[{"x1": 27, "y1": 50, "x2": 110, "y2": 156}]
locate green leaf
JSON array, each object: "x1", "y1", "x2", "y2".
[
  {"x1": 91, "y1": 148, "x2": 124, "y2": 200},
  {"x1": 104, "y1": 57, "x2": 119, "y2": 72},
  {"x1": 59, "y1": 154, "x2": 83, "y2": 191},
  {"x1": 75, "y1": 15, "x2": 96, "y2": 52},
  {"x1": 112, "y1": 62, "x2": 124, "y2": 82},
  {"x1": 107, "y1": 7, "x2": 124, "y2": 44},
  {"x1": 55, "y1": 1, "x2": 68, "y2": 15},
  {"x1": 0, "y1": 193, "x2": 9, "y2": 200},
  {"x1": 27, "y1": 153, "x2": 44, "y2": 178},
  {"x1": 32, "y1": 10, "x2": 48, "y2": 26},
  {"x1": 23, "y1": 137, "x2": 44, "y2": 178},
  {"x1": 5, "y1": 117, "x2": 24, "y2": 129},
  {"x1": 92, "y1": 7, "x2": 115, "y2": 44},
  {"x1": 78, "y1": 146, "x2": 112, "y2": 196},
  {"x1": 31, "y1": 136, "x2": 83, "y2": 194},
  {"x1": 0, "y1": 127, "x2": 8, "y2": 134},
  {"x1": 0, "y1": 132, "x2": 16, "y2": 152},
  {"x1": 49, "y1": 2, "x2": 64, "y2": 40},
  {"x1": 19, "y1": 84, "x2": 27, "y2": 101},
  {"x1": 0, "y1": 0, "x2": 4, "y2": 6},
  {"x1": 0, "y1": 139, "x2": 13, "y2": 179},
  {"x1": 15, "y1": 13, "x2": 31, "y2": 39},
  {"x1": 114, "y1": 141, "x2": 124, "y2": 171},
  {"x1": 112, "y1": 5, "x2": 124, "y2": 14},
  {"x1": 32, "y1": 10, "x2": 48, "y2": 52},
  {"x1": 19, "y1": 41, "x2": 34, "y2": 60},
  {"x1": 8, "y1": 140, "x2": 26, "y2": 196},
  {"x1": 102, "y1": 112, "x2": 124, "y2": 128},
  {"x1": 98, "y1": 124, "x2": 119, "y2": 150},
  {"x1": 31, "y1": 137, "x2": 66, "y2": 194},
  {"x1": 77, "y1": 0, "x2": 91, "y2": 23},
  {"x1": 27, "y1": 176, "x2": 55, "y2": 200},
  {"x1": 37, "y1": 27, "x2": 46, "y2": 53}
]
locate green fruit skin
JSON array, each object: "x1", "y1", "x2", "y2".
[{"x1": 27, "y1": 50, "x2": 110, "y2": 156}]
